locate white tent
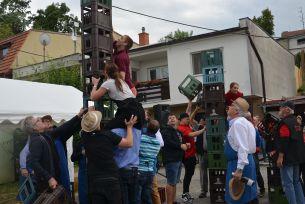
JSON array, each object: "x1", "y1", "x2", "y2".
[{"x1": 0, "y1": 78, "x2": 83, "y2": 184}]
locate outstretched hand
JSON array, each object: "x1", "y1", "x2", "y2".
[{"x1": 125, "y1": 115, "x2": 138, "y2": 127}]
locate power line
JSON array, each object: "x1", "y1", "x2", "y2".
[{"x1": 112, "y1": 5, "x2": 283, "y2": 40}]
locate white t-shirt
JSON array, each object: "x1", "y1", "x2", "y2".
[{"x1": 101, "y1": 79, "x2": 135, "y2": 101}]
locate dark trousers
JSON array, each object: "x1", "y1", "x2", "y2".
[
  {"x1": 136, "y1": 171, "x2": 154, "y2": 204},
  {"x1": 119, "y1": 168, "x2": 139, "y2": 204},
  {"x1": 89, "y1": 177, "x2": 121, "y2": 204},
  {"x1": 254, "y1": 154, "x2": 265, "y2": 192},
  {"x1": 182, "y1": 156, "x2": 197, "y2": 193},
  {"x1": 247, "y1": 198, "x2": 259, "y2": 204}
]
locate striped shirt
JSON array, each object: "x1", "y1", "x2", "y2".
[{"x1": 139, "y1": 134, "x2": 160, "y2": 172}]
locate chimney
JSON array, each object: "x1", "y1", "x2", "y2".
[{"x1": 138, "y1": 27, "x2": 149, "y2": 46}]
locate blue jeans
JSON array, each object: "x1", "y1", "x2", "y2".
[
  {"x1": 136, "y1": 171, "x2": 154, "y2": 204},
  {"x1": 280, "y1": 165, "x2": 305, "y2": 204},
  {"x1": 165, "y1": 161, "x2": 182, "y2": 186}
]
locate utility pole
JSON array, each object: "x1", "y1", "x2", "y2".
[{"x1": 299, "y1": 7, "x2": 305, "y2": 29}]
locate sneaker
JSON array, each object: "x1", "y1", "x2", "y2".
[
  {"x1": 199, "y1": 192, "x2": 207, "y2": 198},
  {"x1": 181, "y1": 193, "x2": 193, "y2": 203},
  {"x1": 258, "y1": 190, "x2": 265, "y2": 197},
  {"x1": 186, "y1": 192, "x2": 194, "y2": 200}
]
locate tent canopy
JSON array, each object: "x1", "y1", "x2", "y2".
[{"x1": 0, "y1": 78, "x2": 83, "y2": 123}]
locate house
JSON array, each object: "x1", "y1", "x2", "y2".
[
  {"x1": 278, "y1": 29, "x2": 305, "y2": 55},
  {"x1": 0, "y1": 30, "x2": 82, "y2": 78},
  {"x1": 130, "y1": 18, "x2": 296, "y2": 116},
  {"x1": 1, "y1": 30, "x2": 139, "y2": 80}
]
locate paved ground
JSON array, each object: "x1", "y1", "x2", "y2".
[{"x1": 156, "y1": 164, "x2": 269, "y2": 204}]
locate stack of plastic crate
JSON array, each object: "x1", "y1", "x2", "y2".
[{"x1": 202, "y1": 63, "x2": 227, "y2": 203}]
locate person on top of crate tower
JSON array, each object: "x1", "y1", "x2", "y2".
[
  {"x1": 91, "y1": 62, "x2": 145, "y2": 131},
  {"x1": 225, "y1": 97, "x2": 258, "y2": 204},
  {"x1": 225, "y1": 82, "x2": 243, "y2": 106},
  {"x1": 177, "y1": 99, "x2": 206, "y2": 202},
  {"x1": 113, "y1": 35, "x2": 137, "y2": 96},
  {"x1": 275, "y1": 101, "x2": 305, "y2": 204}
]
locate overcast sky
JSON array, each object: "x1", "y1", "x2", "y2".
[{"x1": 29, "y1": 0, "x2": 305, "y2": 43}]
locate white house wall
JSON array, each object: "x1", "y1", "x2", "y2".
[
  {"x1": 167, "y1": 34, "x2": 251, "y2": 106},
  {"x1": 288, "y1": 37, "x2": 305, "y2": 55},
  {"x1": 241, "y1": 18, "x2": 296, "y2": 99}
]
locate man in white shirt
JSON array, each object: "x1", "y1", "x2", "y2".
[{"x1": 224, "y1": 97, "x2": 258, "y2": 204}]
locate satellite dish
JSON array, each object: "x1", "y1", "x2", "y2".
[{"x1": 39, "y1": 33, "x2": 51, "y2": 46}]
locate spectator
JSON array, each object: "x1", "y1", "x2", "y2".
[
  {"x1": 24, "y1": 109, "x2": 84, "y2": 196},
  {"x1": 276, "y1": 101, "x2": 305, "y2": 204},
  {"x1": 224, "y1": 98, "x2": 257, "y2": 203},
  {"x1": 136, "y1": 120, "x2": 161, "y2": 204},
  {"x1": 195, "y1": 118, "x2": 209, "y2": 198},
  {"x1": 161, "y1": 113, "x2": 189, "y2": 204},
  {"x1": 81, "y1": 111, "x2": 137, "y2": 204},
  {"x1": 41, "y1": 115, "x2": 71, "y2": 196},
  {"x1": 143, "y1": 110, "x2": 164, "y2": 204},
  {"x1": 225, "y1": 82, "x2": 243, "y2": 106},
  {"x1": 177, "y1": 101, "x2": 206, "y2": 202},
  {"x1": 71, "y1": 139, "x2": 88, "y2": 204}
]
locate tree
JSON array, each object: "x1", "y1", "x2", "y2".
[
  {"x1": 253, "y1": 8, "x2": 275, "y2": 36},
  {"x1": 31, "y1": 3, "x2": 81, "y2": 33},
  {"x1": 0, "y1": 22, "x2": 14, "y2": 40},
  {"x1": 159, "y1": 29, "x2": 193, "y2": 42},
  {"x1": 0, "y1": 0, "x2": 32, "y2": 36}
]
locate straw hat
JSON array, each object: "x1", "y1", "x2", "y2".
[
  {"x1": 229, "y1": 178, "x2": 245, "y2": 201},
  {"x1": 233, "y1": 98, "x2": 249, "y2": 112},
  {"x1": 81, "y1": 111, "x2": 102, "y2": 132}
]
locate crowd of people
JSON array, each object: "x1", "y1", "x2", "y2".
[{"x1": 16, "y1": 34, "x2": 305, "y2": 204}]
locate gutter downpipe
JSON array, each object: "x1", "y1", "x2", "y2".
[{"x1": 247, "y1": 31, "x2": 267, "y2": 112}]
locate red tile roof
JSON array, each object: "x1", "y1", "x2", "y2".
[
  {"x1": 0, "y1": 31, "x2": 30, "y2": 78},
  {"x1": 282, "y1": 29, "x2": 305, "y2": 38}
]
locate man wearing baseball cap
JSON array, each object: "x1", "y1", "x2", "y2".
[{"x1": 276, "y1": 101, "x2": 305, "y2": 204}]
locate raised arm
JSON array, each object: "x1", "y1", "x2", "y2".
[
  {"x1": 91, "y1": 77, "x2": 108, "y2": 101},
  {"x1": 186, "y1": 99, "x2": 192, "y2": 116},
  {"x1": 118, "y1": 115, "x2": 138, "y2": 148}
]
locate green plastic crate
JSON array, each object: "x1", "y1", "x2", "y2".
[
  {"x1": 206, "y1": 115, "x2": 227, "y2": 135},
  {"x1": 207, "y1": 152, "x2": 226, "y2": 169},
  {"x1": 178, "y1": 74, "x2": 202, "y2": 100},
  {"x1": 269, "y1": 187, "x2": 288, "y2": 204},
  {"x1": 81, "y1": 0, "x2": 112, "y2": 7},
  {"x1": 206, "y1": 135, "x2": 225, "y2": 152}
]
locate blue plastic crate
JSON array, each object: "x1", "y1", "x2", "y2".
[
  {"x1": 202, "y1": 66, "x2": 224, "y2": 84},
  {"x1": 206, "y1": 115, "x2": 227, "y2": 135},
  {"x1": 18, "y1": 176, "x2": 36, "y2": 204}
]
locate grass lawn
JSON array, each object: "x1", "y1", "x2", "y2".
[{"x1": 0, "y1": 182, "x2": 20, "y2": 204}]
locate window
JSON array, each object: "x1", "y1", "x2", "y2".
[
  {"x1": 0, "y1": 47, "x2": 9, "y2": 59},
  {"x1": 192, "y1": 49, "x2": 223, "y2": 74},
  {"x1": 297, "y1": 38, "x2": 305, "y2": 45},
  {"x1": 148, "y1": 66, "x2": 168, "y2": 80},
  {"x1": 2, "y1": 47, "x2": 9, "y2": 57}
]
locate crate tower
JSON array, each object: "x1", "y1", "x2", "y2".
[
  {"x1": 81, "y1": 0, "x2": 115, "y2": 120},
  {"x1": 201, "y1": 49, "x2": 227, "y2": 204}
]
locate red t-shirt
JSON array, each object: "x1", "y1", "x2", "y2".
[
  {"x1": 177, "y1": 124, "x2": 196, "y2": 159},
  {"x1": 279, "y1": 124, "x2": 290, "y2": 138},
  {"x1": 113, "y1": 50, "x2": 134, "y2": 89},
  {"x1": 225, "y1": 91, "x2": 243, "y2": 106}
]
